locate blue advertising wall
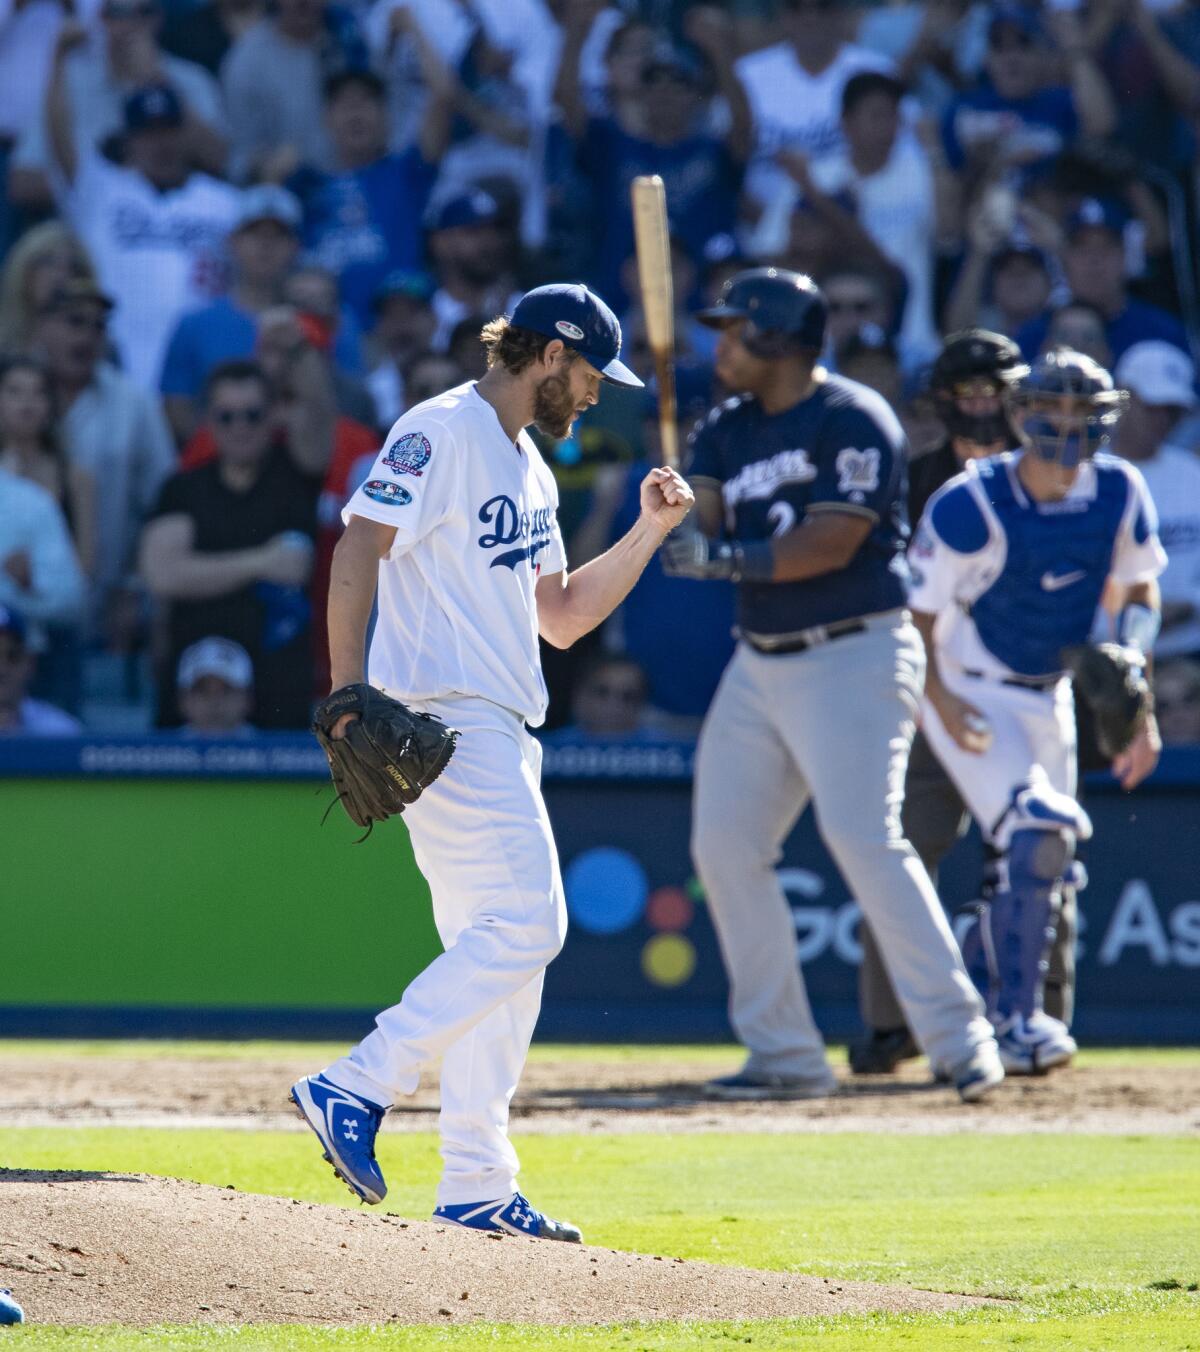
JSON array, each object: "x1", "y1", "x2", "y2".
[
  {"x1": 2, "y1": 736, "x2": 1197, "y2": 1042},
  {"x1": 539, "y1": 745, "x2": 1200, "y2": 1044}
]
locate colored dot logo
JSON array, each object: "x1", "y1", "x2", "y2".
[
  {"x1": 641, "y1": 884, "x2": 697, "y2": 988},
  {"x1": 563, "y1": 847, "x2": 648, "y2": 935},
  {"x1": 641, "y1": 933, "x2": 695, "y2": 987}
]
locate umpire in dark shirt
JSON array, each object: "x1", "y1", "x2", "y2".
[{"x1": 852, "y1": 328, "x2": 1080, "y2": 1071}]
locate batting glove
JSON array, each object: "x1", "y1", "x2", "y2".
[{"x1": 660, "y1": 526, "x2": 773, "y2": 582}]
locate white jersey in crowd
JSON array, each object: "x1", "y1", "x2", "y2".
[
  {"x1": 1135, "y1": 443, "x2": 1200, "y2": 658},
  {"x1": 52, "y1": 147, "x2": 239, "y2": 389},
  {"x1": 342, "y1": 382, "x2": 566, "y2": 725}
]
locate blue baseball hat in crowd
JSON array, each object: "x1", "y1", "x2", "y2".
[
  {"x1": 0, "y1": 605, "x2": 27, "y2": 644},
  {"x1": 124, "y1": 84, "x2": 184, "y2": 133},
  {"x1": 511, "y1": 283, "x2": 644, "y2": 388},
  {"x1": 1067, "y1": 197, "x2": 1129, "y2": 241},
  {"x1": 428, "y1": 190, "x2": 501, "y2": 233}
]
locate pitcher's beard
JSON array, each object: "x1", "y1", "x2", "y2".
[{"x1": 532, "y1": 371, "x2": 578, "y2": 440}]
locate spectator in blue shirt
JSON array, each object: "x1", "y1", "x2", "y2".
[
  {"x1": 570, "y1": 399, "x2": 735, "y2": 724},
  {"x1": 1016, "y1": 198, "x2": 1189, "y2": 363},
  {"x1": 286, "y1": 66, "x2": 452, "y2": 329},
  {"x1": 160, "y1": 185, "x2": 305, "y2": 445},
  {"x1": 941, "y1": 4, "x2": 1115, "y2": 174},
  {"x1": 555, "y1": 6, "x2": 753, "y2": 309}
]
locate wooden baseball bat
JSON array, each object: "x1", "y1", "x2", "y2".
[{"x1": 630, "y1": 174, "x2": 679, "y2": 469}]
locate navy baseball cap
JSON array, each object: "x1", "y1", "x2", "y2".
[
  {"x1": 1067, "y1": 197, "x2": 1129, "y2": 240},
  {"x1": 510, "y1": 283, "x2": 643, "y2": 388},
  {"x1": 429, "y1": 190, "x2": 500, "y2": 233},
  {"x1": 988, "y1": 3, "x2": 1042, "y2": 43},
  {"x1": 0, "y1": 605, "x2": 27, "y2": 644},
  {"x1": 124, "y1": 84, "x2": 184, "y2": 133}
]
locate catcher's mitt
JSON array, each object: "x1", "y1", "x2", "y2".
[
  {"x1": 1061, "y1": 643, "x2": 1151, "y2": 759},
  {"x1": 313, "y1": 684, "x2": 459, "y2": 834}
]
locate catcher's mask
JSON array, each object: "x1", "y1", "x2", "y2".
[
  {"x1": 1013, "y1": 346, "x2": 1126, "y2": 467},
  {"x1": 930, "y1": 328, "x2": 1028, "y2": 447},
  {"x1": 696, "y1": 266, "x2": 828, "y2": 360}
]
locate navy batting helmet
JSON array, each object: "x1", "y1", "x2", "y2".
[
  {"x1": 1012, "y1": 346, "x2": 1126, "y2": 466},
  {"x1": 696, "y1": 267, "x2": 827, "y2": 359}
]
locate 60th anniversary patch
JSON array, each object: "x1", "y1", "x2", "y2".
[
  {"x1": 384, "y1": 432, "x2": 432, "y2": 478},
  {"x1": 363, "y1": 479, "x2": 413, "y2": 506}
]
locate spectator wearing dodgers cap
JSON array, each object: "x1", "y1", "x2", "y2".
[
  {"x1": 0, "y1": 605, "x2": 82, "y2": 737},
  {"x1": 1114, "y1": 341, "x2": 1200, "y2": 660},
  {"x1": 1016, "y1": 198, "x2": 1189, "y2": 365},
  {"x1": 176, "y1": 635, "x2": 257, "y2": 737}
]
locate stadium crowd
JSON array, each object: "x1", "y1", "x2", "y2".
[{"x1": 2, "y1": 0, "x2": 1200, "y2": 744}]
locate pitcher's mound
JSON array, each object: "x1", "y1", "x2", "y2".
[{"x1": 1, "y1": 1170, "x2": 990, "y2": 1326}]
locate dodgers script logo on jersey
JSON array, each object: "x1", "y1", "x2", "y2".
[
  {"x1": 478, "y1": 495, "x2": 554, "y2": 571},
  {"x1": 363, "y1": 479, "x2": 413, "y2": 506},
  {"x1": 383, "y1": 432, "x2": 432, "y2": 478}
]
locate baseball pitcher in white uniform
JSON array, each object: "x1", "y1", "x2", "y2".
[
  {"x1": 911, "y1": 349, "x2": 1165, "y2": 1074},
  {"x1": 291, "y1": 284, "x2": 692, "y2": 1241}
]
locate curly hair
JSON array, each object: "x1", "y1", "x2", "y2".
[{"x1": 480, "y1": 315, "x2": 579, "y2": 376}]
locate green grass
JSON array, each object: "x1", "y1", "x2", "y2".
[
  {"x1": 2, "y1": 1123, "x2": 1197, "y2": 1349},
  {"x1": 5, "y1": 1295, "x2": 1200, "y2": 1351},
  {"x1": 1, "y1": 1039, "x2": 1198, "y2": 1069}
]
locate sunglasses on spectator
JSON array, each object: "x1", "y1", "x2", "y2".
[
  {"x1": 989, "y1": 30, "x2": 1033, "y2": 51},
  {"x1": 102, "y1": 2, "x2": 157, "y2": 17},
  {"x1": 60, "y1": 310, "x2": 108, "y2": 333},
  {"x1": 213, "y1": 406, "x2": 267, "y2": 426},
  {"x1": 828, "y1": 299, "x2": 878, "y2": 316}
]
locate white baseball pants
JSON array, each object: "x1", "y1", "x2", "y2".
[{"x1": 323, "y1": 695, "x2": 567, "y2": 1206}]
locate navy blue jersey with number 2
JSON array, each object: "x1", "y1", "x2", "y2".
[{"x1": 687, "y1": 373, "x2": 911, "y2": 635}]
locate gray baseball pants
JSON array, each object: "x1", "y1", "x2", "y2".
[{"x1": 692, "y1": 611, "x2": 995, "y2": 1078}]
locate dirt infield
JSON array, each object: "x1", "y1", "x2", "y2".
[
  {"x1": 0, "y1": 1170, "x2": 993, "y2": 1326},
  {"x1": 1, "y1": 1049, "x2": 1196, "y2": 1135}
]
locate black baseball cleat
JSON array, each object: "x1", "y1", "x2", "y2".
[{"x1": 848, "y1": 1027, "x2": 921, "y2": 1075}]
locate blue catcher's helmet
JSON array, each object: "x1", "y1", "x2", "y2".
[
  {"x1": 1013, "y1": 346, "x2": 1126, "y2": 467},
  {"x1": 696, "y1": 267, "x2": 828, "y2": 359}
]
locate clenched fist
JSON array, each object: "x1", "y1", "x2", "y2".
[{"x1": 640, "y1": 466, "x2": 694, "y2": 534}]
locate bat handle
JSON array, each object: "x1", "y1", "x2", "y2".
[{"x1": 655, "y1": 354, "x2": 679, "y2": 470}]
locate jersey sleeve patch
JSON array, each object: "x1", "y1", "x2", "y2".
[
  {"x1": 929, "y1": 483, "x2": 989, "y2": 554},
  {"x1": 382, "y1": 431, "x2": 432, "y2": 478}
]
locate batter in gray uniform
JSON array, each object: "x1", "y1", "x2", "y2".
[{"x1": 661, "y1": 269, "x2": 1003, "y2": 1103}]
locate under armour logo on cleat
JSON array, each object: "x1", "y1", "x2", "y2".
[{"x1": 342, "y1": 1117, "x2": 359, "y2": 1142}]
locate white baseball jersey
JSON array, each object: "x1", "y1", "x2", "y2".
[
  {"x1": 342, "y1": 382, "x2": 566, "y2": 726},
  {"x1": 52, "y1": 147, "x2": 239, "y2": 389},
  {"x1": 910, "y1": 452, "x2": 1165, "y2": 682}
]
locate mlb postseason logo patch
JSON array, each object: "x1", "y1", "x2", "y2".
[
  {"x1": 555, "y1": 320, "x2": 585, "y2": 341},
  {"x1": 383, "y1": 432, "x2": 432, "y2": 478},
  {"x1": 363, "y1": 479, "x2": 412, "y2": 506}
]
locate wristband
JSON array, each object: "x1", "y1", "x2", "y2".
[
  {"x1": 1118, "y1": 603, "x2": 1160, "y2": 655},
  {"x1": 731, "y1": 541, "x2": 774, "y2": 583}
]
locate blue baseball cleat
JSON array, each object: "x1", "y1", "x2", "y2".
[
  {"x1": 434, "y1": 1192, "x2": 583, "y2": 1243},
  {"x1": 0, "y1": 1289, "x2": 24, "y2": 1325},
  {"x1": 289, "y1": 1073, "x2": 387, "y2": 1204},
  {"x1": 995, "y1": 1013, "x2": 1077, "y2": 1076}
]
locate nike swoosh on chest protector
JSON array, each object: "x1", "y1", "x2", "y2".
[{"x1": 1041, "y1": 570, "x2": 1087, "y2": 591}]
